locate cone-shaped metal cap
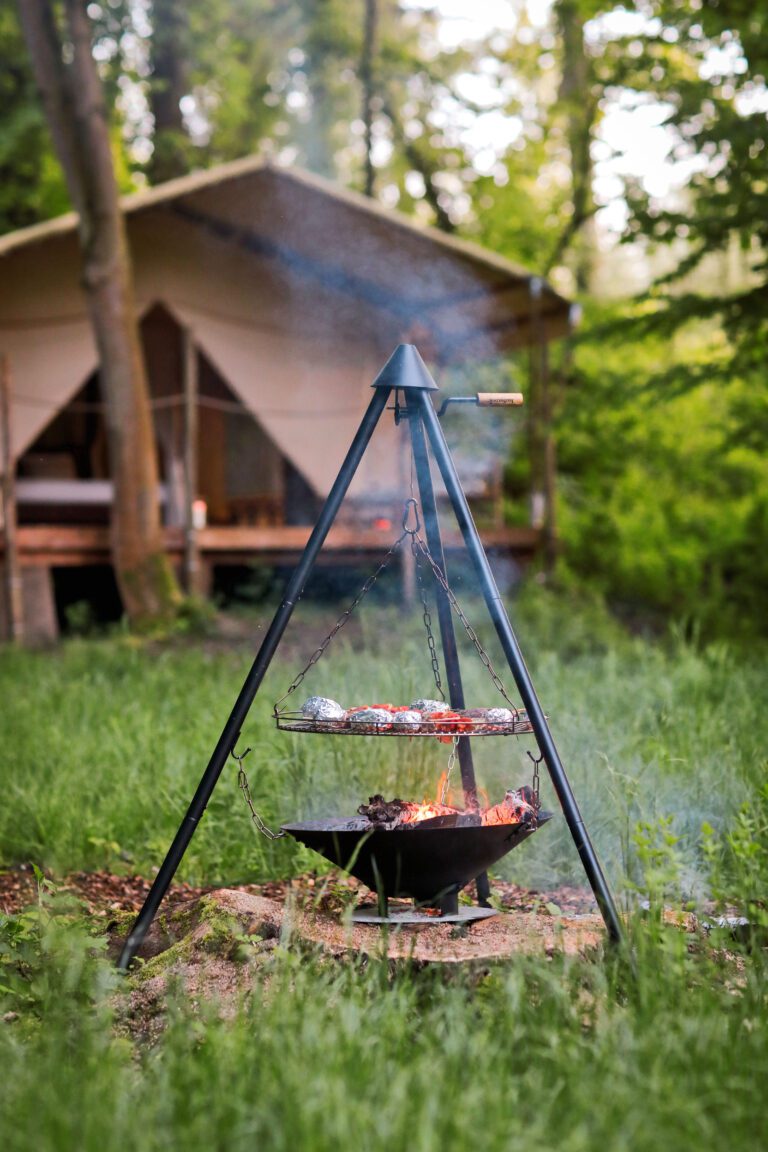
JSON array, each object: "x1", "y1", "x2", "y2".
[{"x1": 371, "y1": 344, "x2": 439, "y2": 391}]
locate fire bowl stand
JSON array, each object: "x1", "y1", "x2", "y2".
[
  {"x1": 354, "y1": 905, "x2": 499, "y2": 926},
  {"x1": 117, "y1": 344, "x2": 625, "y2": 970}
]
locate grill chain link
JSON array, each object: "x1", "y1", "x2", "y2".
[
  {"x1": 273, "y1": 531, "x2": 408, "y2": 713},
  {"x1": 413, "y1": 537, "x2": 445, "y2": 702},
  {"x1": 234, "y1": 747, "x2": 286, "y2": 840},
  {"x1": 527, "y1": 749, "x2": 543, "y2": 809},
  {"x1": 411, "y1": 534, "x2": 520, "y2": 715},
  {"x1": 440, "y1": 736, "x2": 459, "y2": 804}
]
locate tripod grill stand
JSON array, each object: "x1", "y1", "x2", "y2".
[{"x1": 118, "y1": 345, "x2": 624, "y2": 969}]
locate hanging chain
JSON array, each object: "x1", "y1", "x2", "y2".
[
  {"x1": 410, "y1": 533, "x2": 520, "y2": 715},
  {"x1": 273, "y1": 501, "x2": 519, "y2": 718},
  {"x1": 440, "y1": 736, "x2": 460, "y2": 804},
  {"x1": 527, "y1": 749, "x2": 543, "y2": 809},
  {"x1": 273, "y1": 530, "x2": 408, "y2": 714},
  {"x1": 413, "y1": 537, "x2": 445, "y2": 702},
  {"x1": 233, "y1": 745, "x2": 286, "y2": 840}
]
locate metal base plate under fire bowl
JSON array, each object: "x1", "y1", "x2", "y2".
[
  {"x1": 352, "y1": 903, "x2": 500, "y2": 925},
  {"x1": 281, "y1": 811, "x2": 552, "y2": 909}
]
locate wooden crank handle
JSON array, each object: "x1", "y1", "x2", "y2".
[{"x1": 476, "y1": 392, "x2": 524, "y2": 407}]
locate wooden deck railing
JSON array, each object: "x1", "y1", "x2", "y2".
[{"x1": 0, "y1": 522, "x2": 541, "y2": 567}]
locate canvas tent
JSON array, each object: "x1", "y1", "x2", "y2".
[{"x1": 0, "y1": 156, "x2": 570, "y2": 633}]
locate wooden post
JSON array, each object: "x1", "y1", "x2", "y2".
[
  {"x1": 182, "y1": 326, "x2": 201, "y2": 596},
  {"x1": 527, "y1": 280, "x2": 545, "y2": 531},
  {"x1": 540, "y1": 338, "x2": 558, "y2": 576},
  {"x1": 528, "y1": 279, "x2": 558, "y2": 577},
  {"x1": 0, "y1": 356, "x2": 24, "y2": 641}
]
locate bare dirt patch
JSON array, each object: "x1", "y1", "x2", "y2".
[{"x1": 112, "y1": 886, "x2": 606, "y2": 1041}]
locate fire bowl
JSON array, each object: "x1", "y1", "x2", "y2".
[{"x1": 281, "y1": 811, "x2": 552, "y2": 909}]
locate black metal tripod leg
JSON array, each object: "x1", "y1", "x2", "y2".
[
  {"x1": 117, "y1": 387, "x2": 392, "y2": 970},
  {"x1": 416, "y1": 390, "x2": 625, "y2": 946},
  {"x1": 407, "y1": 402, "x2": 491, "y2": 904}
]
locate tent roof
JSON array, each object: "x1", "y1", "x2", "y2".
[{"x1": 0, "y1": 156, "x2": 570, "y2": 361}]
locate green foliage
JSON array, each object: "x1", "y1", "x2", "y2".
[
  {"x1": 464, "y1": 3, "x2": 768, "y2": 634},
  {"x1": 170, "y1": 0, "x2": 295, "y2": 169},
  {"x1": 0, "y1": 2, "x2": 69, "y2": 231},
  {"x1": 141, "y1": 0, "x2": 482, "y2": 223},
  {"x1": 631, "y1": 815, "x2": 683, "y2": 904},
  {"x1": 552, "y1": 301, "x2": 768, "y2": 632},
  {"x1": 2, "y1": 0, "x2": 497, "y2": 229},
  {"x1": 615, "y1": 3, "x2": 768, "y2": 310},
  {"x1": 702, "y1": 778, "x2": 768, "y2": 929},
  {"x1": 0, "y1": 0, "x2": 148, "y2": 232},
  {"x1": 0, "y1": 866, "x2": 111, "y2": 1018},
  {"x1": 595, "y1": 2, "x2": 768, "y2": 443}
]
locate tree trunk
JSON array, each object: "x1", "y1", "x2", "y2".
[
  {"x1": 304, "y1": 0, "x2": 338, "y2": 179},
  {"x1": 18, "y1": 0, "x2": 181, "y2": 624},
  {"x1": 148, "y1": 0, "x2": 190, "y2": 184},
  {"x1": 361, "y1": 0, "x2": 378, "y2": 197},
  {"x1": 0, "y1": 356, "x2": 24, "y2": 641},
  {"x1": 552, "y1": 0, "x2": 597, "y2": 292}
]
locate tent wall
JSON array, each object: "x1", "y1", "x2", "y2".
[{"x1": 0, "y1": 209, "x2": 408, "y2": 503}]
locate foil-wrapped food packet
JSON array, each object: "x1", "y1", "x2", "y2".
[
  {"x1": 485, "y1": 707, "x2": 516, "y2": 724},
  {"x1": 410, "y1": 698, "x2": 446, "y2": 713},
  {"x1": 347, "y1": 707, "x2": 393, "y2": 726},
  {"x1": 300, "y1": 696, "x2": 346, "y2": 721},
  {"x1": 392, "y1": 710, "x2": 422, "y2": 727}
]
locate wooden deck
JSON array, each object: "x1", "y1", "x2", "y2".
[{"x1": 3, "y1": 523, "x2": 541, "y2": 568}]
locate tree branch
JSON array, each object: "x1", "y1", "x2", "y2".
[
  {"x1": 381, "y1": 93, "x2": 456, "y2": 233},
  {"x1": 545, "y1": 202, "x2": 599, "y2": 275}
]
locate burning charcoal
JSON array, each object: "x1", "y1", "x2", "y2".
[
  {"x1": 357, "y1": 793, "x2": 459, "y2": 829},
  {"x1": 410, "y1": 698, "x2": 446, "y2": 713},
  {"x1": 357, "y1": 794, "x2": 410, "y2": 827},
  {"x1": 392, "y1": 710, "x2": 422, "y2": 728},
  {"x1": 301, "y1": 696, "x2": 346, "y2": 721},
  {"x1": 515, "y1": 785, "x2": 538, "y2": 809},
  {"x1": 481, "y1": 786, "x2": 538, "y2": 827},
  {"x1": 346, "y1": 707, "x2": 393, "y2": 727},
  {"x1": 485, "y1": 707, "x2": 516, "y2": 725}
]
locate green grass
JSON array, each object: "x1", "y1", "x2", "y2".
[
  {"x1": 1, "y1": 593, "x2": 766, "y2": 1152},
  {"x1": 0, "y1": 899, "x2": 766, "y2": 1152}
]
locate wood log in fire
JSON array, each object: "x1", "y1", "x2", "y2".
[
  {"x1": 357, "y1": 786, "x2": 538, "y2": 831},
  {"x1": 481, "y1": 786, "x2": 538, "y2": 827},
  {"x1": 357, "y1": 794, "x2": 459, "y2": 829}
]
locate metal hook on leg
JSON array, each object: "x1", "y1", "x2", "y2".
[{"x1": 526, "y1": 749, "x2": 544, "y2": 811}]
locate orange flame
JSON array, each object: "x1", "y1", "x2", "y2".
[
  {"x1": 394, "y1": 784, "x2": 536, "y2": 828},
  {"x1": 394, "y1": 772, "x2": 458, "y2": 824},
  {"x1": 399, "y1": 801, "x2": 457, "y2": 824}
]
